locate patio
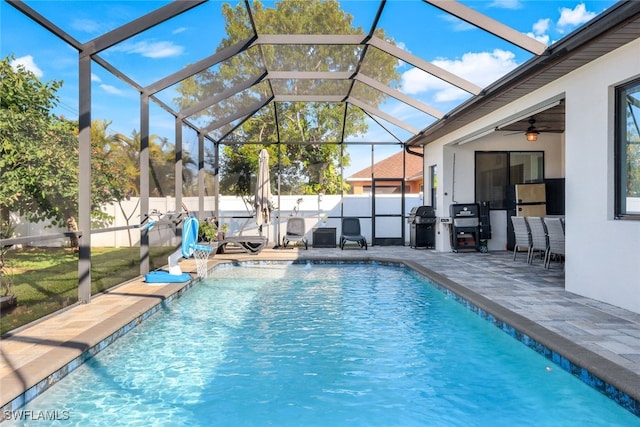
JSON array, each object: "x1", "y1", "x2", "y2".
[
  {"x1": 1, "y1": 247, "x2": 639, "y2": 416},
  {"x1": 2, "y1": 0, "x2": 640, "y2": 419}
]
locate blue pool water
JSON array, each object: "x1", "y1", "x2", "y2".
[{"x1": 8, "y1": 263, "x2": 639, "y2": 426}]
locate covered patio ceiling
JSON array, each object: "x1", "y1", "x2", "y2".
[{"x1": 7, "y1": 0, "x2": 552, "y2": 147}]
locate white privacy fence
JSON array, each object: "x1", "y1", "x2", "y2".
[{"x1": 12, "y1": 194, "x2": 424, "y2": 248}]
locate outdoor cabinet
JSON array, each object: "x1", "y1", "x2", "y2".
[{"x1": 312, "y1": 227, "x2": 336, "y2": 248}]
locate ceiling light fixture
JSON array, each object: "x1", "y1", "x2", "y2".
[{"x1": 525, "y1": 118, "x2": 539, "y2": 142}]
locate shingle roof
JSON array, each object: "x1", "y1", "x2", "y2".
[{"x1": 347, "y1": 149, "x2": 423, "y2": 181}]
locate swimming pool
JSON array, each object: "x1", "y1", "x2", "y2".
[{"x1": 6, "y1": 263, "x2": 639, "y2": 426}]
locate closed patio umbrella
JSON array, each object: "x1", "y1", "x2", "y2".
[{"x1": 254, "y1": 148, "x2": 272, "y2": 232}]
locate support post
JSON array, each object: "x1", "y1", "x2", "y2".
[
  {"x1": 198, "y1": 133, "x2": 205, "y2": 218},
  {"x1": 140, "y1": 95, "x2": 150, "y2": 275},
  {"x1": 77, "y1": 52, "x2": 92, "y2": 303},
  {"x1": 175, "y1": 117, "x2": 183, "y2": 213}
]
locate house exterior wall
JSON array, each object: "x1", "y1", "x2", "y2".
[
  {"x1": 425, "y1": 121, "x2": 565, "y2": 253},
  {"x1": 563, "y1": 37, "x2": 640, "y2": 313},
  {"x1": 423, "y1": 37, "x2": 640, "y2": 314}
]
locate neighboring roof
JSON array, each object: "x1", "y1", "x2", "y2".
[
  {"x1": 347, "y1": 148, "x2": 423, "y2": 181},
  {"x1": 407, "y1": 0, "x2": 640, "y2": 146}
]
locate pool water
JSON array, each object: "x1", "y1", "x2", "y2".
[{"x1": 9, "y1": 263, "x2": 639, "y2": 426}]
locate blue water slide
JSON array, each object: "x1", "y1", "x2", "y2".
[{"x1": 145, "y1": 215, "x2": 211, "y2": 283}]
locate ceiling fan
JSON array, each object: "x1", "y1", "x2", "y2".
[
  {"x1": 499, "y1": 117, "x2": 545, "y2": 141},
  {"x1": 525, "y1": 118, "x2": 539, "y2": 142}
]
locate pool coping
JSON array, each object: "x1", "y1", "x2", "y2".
[
  {"x1": 228, "y1": 256, "x2": 640, "y2": 416},
  {"x1": 1, "y1": 252, "x2": 639, "y2": 419},
  {"x1": 0, "y1": 272, "x2": 199, "y2": 417},
  {"x1": 401, "y1": 259, "x2": 640, "y2": 416}
]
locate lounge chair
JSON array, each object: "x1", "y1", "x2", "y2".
[
  {"x1": 340, "y1": 217, "x2": 367, "y2": 250},
  {"x1": 283, "y1": 217, "x2": 308, "y2": 249},
  {"x1": 217, "y1": 235, "x2": 268, "y2": 255},
  {"x1": 526, "y1": 216, "x2": 548, "y2": 264},
  {"x1": 214, "y1": 205, "x2": 269, "y2": 255},
  {"x1": 510, "y1": 216, "x2": 531, "y2": 262},
  {"x1": 543, "y1": 217, "x2": 565, "y2": 269}
]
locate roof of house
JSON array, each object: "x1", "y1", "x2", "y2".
[
  {"x1": 347, "y1": 148, "x2": 423, "y2": 181},
  {"x1": 406, "y1": 1, "x2": 640, "y2": 146}
]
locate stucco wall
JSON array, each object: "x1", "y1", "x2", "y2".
[
  {"x1": 423, "y1": 37, "x2": 640, "y2": 314},
  {"x1": 425, "y1": 124, "x2": 565, "y2": 252},
  {"x1": 562, "y1": 38, "x2": 640, "y2": 313}
]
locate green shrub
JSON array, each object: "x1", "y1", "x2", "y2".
[{"x1": 198, "y1": 219, "x2": 218, "y2": 242}]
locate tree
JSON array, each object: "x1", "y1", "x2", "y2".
[
  {"x1": 109, "y1": 127, "x2": 199, "y2": 199},
  {"x1": 1, "y1": 55, "x2": 73, "y2": 227},
  {"x1": 626, "y1": 100, "x2": 640, "y2": 197},
  {"x1": 101, "y1": 125, "x2": 140, "y2": 199},
  {"x1": 0, "y1": 56, "x2": 129, "y2": 234},
  {"x1": 90, "y1": 119, "x2": 135, "y2": 225},
  {"x1": 174, "y1": 0, "x2": 400, "y2": 195}
]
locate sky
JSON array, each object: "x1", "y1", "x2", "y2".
[{"x1": 0, "y1": 0, "x2": 618, "y2": 177}]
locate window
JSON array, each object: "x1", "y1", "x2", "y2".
[
  {"x1": 475, "y1": 151, "x2": 544, "y2": 209},
  {"x1": 615, "y1": 78, "x2": 640, "y2": 218}
]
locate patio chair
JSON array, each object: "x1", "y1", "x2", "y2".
[
  {"x1": 340, "y1": 217, "x2": 367, "y2": 250},
  {"x1": 510, "y1": 216, "x2": 531, "y2": 262},
  {"x1": 526, "y1": 216, "x2": 548, "y2": 264},
  {"x1": 217, "y1": 235, "x2": 268, "y2": 255},
  {"x1": 543, "y1": 217, "x2": 565, "y2": 269},
  {"x1": 215, "y1": 202, "x2": 269, "y2": 255},
  {"x1": 282, "y1": 217, "x2": 308, "y2": 249}
]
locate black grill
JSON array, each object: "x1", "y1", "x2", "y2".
[
  {"x1": 449, "y1": 203, "x2": 480, "y2": 252},
  {"x1": 408, "y1": 206, "x2": 436, "y2": 249}
]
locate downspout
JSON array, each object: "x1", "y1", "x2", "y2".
[{"x1": 405, "y1": 144, "x2": 425, "y2": 204}]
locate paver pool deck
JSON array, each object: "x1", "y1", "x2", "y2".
[{"x1": 1, "y1": 246, "x2": 639, "y2": 417}]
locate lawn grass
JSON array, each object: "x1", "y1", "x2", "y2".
[{"x1": 0, "y1": 246, "x2": 174, "y2": 335}]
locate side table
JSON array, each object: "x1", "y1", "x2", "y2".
[{"x1": 312, "y1": 227, "x2": 336, "y2": 248}]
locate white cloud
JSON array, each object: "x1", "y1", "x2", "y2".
[
  {"x1": 526, "y1": 32, "x2": 550, "y2": 45},
  {"x1": 100, "y1": 84, "x2": 125, "y2": 95},
  {"x1": 110, "y1": 40, "x2": 184, "y2": 58},
  {"x1": 71, "y1": 18, "x2": 103, "y2": 35},
  {"x1": 172, "y1": 27, "x2": 187, "y2": 35},
  {"x1": 532, "y1": 18, "x2": 551, "y2": 36},
  {"x1": 489, "y1": 0, "x2": 523, "y2": 10},
  {"x1": 400, "y1": 49, "x2": 519, "y2": 103},
  {"x1": 433, "y1": 49, "x2": 518, "y2": 88},
  {"x1": 433, "y1": 86, "x2": 469, "y2": 103},
  {"x1": 91, "y1": 73, "x2": 102, "y2": 82},
  {"x1": 11, "y1": 55, "x2": 43, "y2": 78},
  {"x1": 526, "y1": 18, "x2": 551, "y2": 45},
  {"x1": 401, "y1": 68, "x2": 467, "y2": 103},
  {"x1": 401, "y1": 68, "x2": 437, "y2": 95},
  {"x1": 440, "y1": 15, "x2": 474, "y2": 32},
  {"x1": 557, "y1": 3, "x2": 596, "y2": 33}
]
